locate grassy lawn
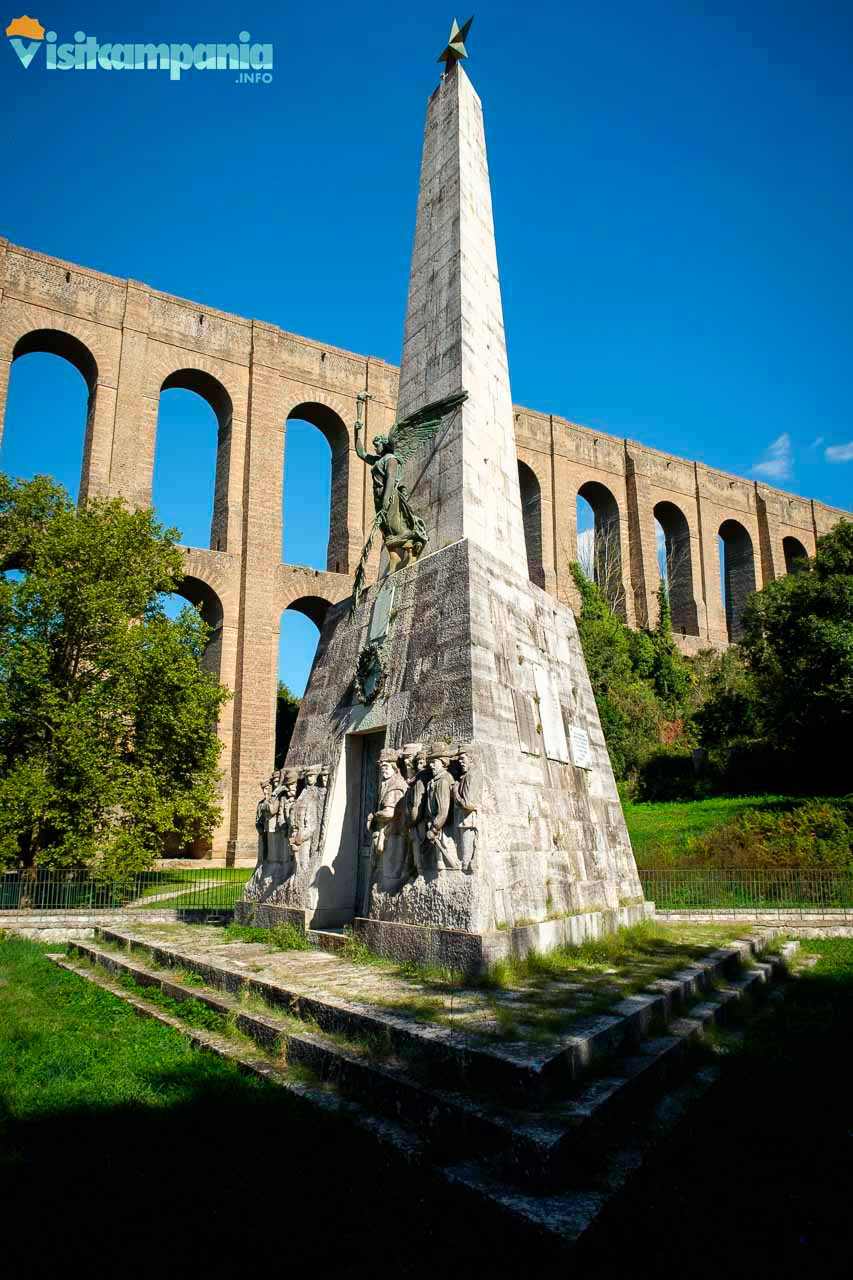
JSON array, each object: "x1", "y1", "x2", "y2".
[
  {"x1": 135, "y1": 869, "x2": 251, "y2": 909},
  {"x1": 2, "y1": 932, "x2": 852, "y2": 1276},
  {"x1": 0, "y1": 934, "x2": 555, "y2": 1277},
  {"x1": 623, "y1": 794, "x2": 793, "y2": 866}
]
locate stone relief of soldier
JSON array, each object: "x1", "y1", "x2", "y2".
[
  {"x1": 288, "y1": 765, "x2": 325, "y2": 872},
  {"x1": 401, "y1": 743, "x2": 427, "y2": 880},
  {"x1": 255, "y1": 776, "x2": 278, "y2": 861},
  {"x1": 450, "y1": 742, "x2": 481, "y2": 875},
  {"x1": 272, "y1": 767, "x2": 300, "y2": 874},
  {"x1": 365, "y1": 749, "x2": 409, "y2": 909},
  {"x1": 424, "y1": 741, "x2": 462, "y2": 873}
]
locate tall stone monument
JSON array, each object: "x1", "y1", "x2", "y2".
[{"x1": 238, "y1": 22, "x2": 651, "y2": 968}]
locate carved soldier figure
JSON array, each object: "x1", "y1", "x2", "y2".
[
  {"x1": 365, "y1": 749, "x2": 409, "y2": 904},
  {"x1": 245, "y1": 776, "x2": 281, "y2": 901},
  {"x1": 273, "y1": 767, "x2": 300, "y2": 874},
  {"x1": 400, "y1": 743, "x2": 426, "y2": 881},
  {"x1": 425, "y1": 742, "x2": 461, "y2": 872},
  {"x1": 452, "y1": 742, "x2": 482, "y2": 874},
  {"x1": 255, "y1": 778, "x2": 277, "y2": 861},
  {"x1": 288, "y1": 766, "x2": 324, "y2": 871}
]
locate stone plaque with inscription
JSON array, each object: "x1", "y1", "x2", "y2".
[{"x1": 569, "y1": 725, "x2": 593, "y2": 770}]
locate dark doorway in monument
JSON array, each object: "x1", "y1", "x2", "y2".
[
  {"x1": 353, "y1": 729, "x2": 385, "y2": 917},
  {"x1": 719, "y1": 520, "x2": 756, "y2": 642},
  {"x1": 783, "y1": 536, "x2": 810, "y2": 575},
  {"x1": 576, "y1": 482, "x2": 626, "y2": 617},
  {"x1": 2, "y1": 330, "x2": 97, "y2": 502},
  {"x1": 153, "y1": 370, "x2": 233, "y2": 553},
  {"x1": 518, "y1": 461, "x2": 545, "y2": 587},
  {"x1": 653, "y1": 501, "x2": 698, "y2": 635},
  {"x1": 283, "y1": 403, "x2": 349, "y2": 574}
]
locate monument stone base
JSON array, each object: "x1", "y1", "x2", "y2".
[
  {"x1": 355, "y1": 901, "x2": 654, "y2": 974},
  {"x1": 234, "y1": 899, "x2": 350, "y2": 932}
]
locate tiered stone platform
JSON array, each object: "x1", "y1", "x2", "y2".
[{"x1": 54, "y1": 922, "x2": 786, "y2": 1246}]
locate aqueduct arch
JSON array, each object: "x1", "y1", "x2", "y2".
[
  {"x1": 157, "y1": 369, "x2": 234, "y2": 554},
  {"x1": 653, "y1": 500, "x2": 698, "y2": 635},
  {"x1": 0, "y1": 239, "x2": 846, "y2": 860},
  {"x1": 719, "y1": 519, "x2": 757, "y2": 641},
  {"x1": 518, "y1": 460, "x2": 544, "y2": 587},
  {"x1": 578, "y1": 479, "x2": 626, "y2": 617},
  {"x1": 6, "y1": 329, "x2": 98, "y2": 501},
  {"x1": 783, "y1": 535, "x2": 809, "y2": 575},
  {"x1": 285, "y1": 401, "x2": 351, "y2": 575}
]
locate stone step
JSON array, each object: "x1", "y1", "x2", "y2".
[
  {"x1": 66, "y1": 937, "x2": 780, "y2": 1190},
  {"x1": 51, "y1": 954, "x2": 427, "y2": 1164},
  {"x1": 92, "y1": 925, "x2": 776, "y2": 1106},
  {"x1": 49, "y1": 948, "x2": 772, "y2": 1248}
]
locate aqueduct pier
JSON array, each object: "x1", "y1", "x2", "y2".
[{"x1": 0, "y1": 240, "x2": 847, "y2": 860}]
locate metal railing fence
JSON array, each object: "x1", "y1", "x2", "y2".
[
  {"x1": 0, "y1": 867, "x2": 251, "y2": 913},
  {"x1": 640, "y1": 868, "x2": 853, "y2": 913}
]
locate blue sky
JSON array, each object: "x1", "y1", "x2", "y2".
[{"x1": 1, "y1": 0, "x2": 851, "y2": 692}]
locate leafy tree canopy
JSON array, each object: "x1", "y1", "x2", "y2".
[
  {"x1": 736, "y1": 519, "x2": 853, "y2": 786},
  {"x1": 275, "y1": 680, "x2": 301, "y2": 768},
  {"x1": 0, "y1": 474, "x2": 230, "y2": 873}
]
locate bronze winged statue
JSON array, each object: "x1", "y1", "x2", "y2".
[{"x1": 351, "y1": 388, "x2": 468, "y2": 614}]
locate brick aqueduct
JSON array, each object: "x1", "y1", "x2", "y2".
[{"x1": 0, "y1": 240, "x2": 848, "y2": 860}]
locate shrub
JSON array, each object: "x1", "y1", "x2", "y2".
[
  {"x1": 636, "y1": 750, "x2": 700, "y2": 802},
  {"x1": 683, "y1": 799, "x2": 853, "y2": 870}
]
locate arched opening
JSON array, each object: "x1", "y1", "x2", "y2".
[
  {"x1": 576, "y1": 481, "x2": 625, "y2": 616},
  {"x1": 156, "y1": 574, "x2": 226, "y2": 858},
  {"x1": 783, "y1": 536, "x2": 809, "y2": 575},
  {"x1": 159, "y1": 575, "x2": 225, "y2": 678},
  {"x1": 279, "y1": 598, "x2": 330, "y2": 695},
  {"x1": 719, "y1": 520, "x2": 756, "y2": 642},
  {"x1": 518, "y1": 461, "x2": 545, "y2": 587},
  {"x1": 153, "y1": 370, "x2": 233, "y2": 552},
  {"x1": 653, "y1": 501, "x2": 698, "y2": 635},
  {"x1": 277, "y1": 596, "x2": 332, "y2": 761},
  {"x1": 284, "y1": 403, "x2": 350, "y2": 573},
  {"x1": 2, "y1": 330, "x2": 97, "y2": 502}
]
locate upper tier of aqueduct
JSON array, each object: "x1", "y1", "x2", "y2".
[{"x1": 0, "y1": 240, "x2": 847, "y2": 859}]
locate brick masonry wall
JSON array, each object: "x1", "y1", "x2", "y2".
[{"x1": 0, "y1": 236, "x2": 849, "y2": 857}]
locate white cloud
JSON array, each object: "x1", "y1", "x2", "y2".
[
  {"x1": 825, "y1": 442, "x2": 853, "y2": 464},
  {"x1": 577, "y1": 528, "x2": 594, "y2": 564},
  {"x1": 811, "y1": 436, "x2": 825, "y2": 448},
  {"x1": 752, "y1": 433, "x2": 793, "y2": 481}
]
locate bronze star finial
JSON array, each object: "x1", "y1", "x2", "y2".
[{"x1": 436, "y1": 15, "x2": 474, "y2": 73}]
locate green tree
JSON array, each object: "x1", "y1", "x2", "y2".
[
  {"x1": 275, "y1": 680, "x2": 301, "y2": 767},
  {"x1": 570, "y1": 563, "x2": 663, "y2": 781},
  {"x1": 737, "y1": 519, "x2": 853, "y2": 788},
  {"x1": 0, "y1": 474, "x2": 230, "y2": 873}
]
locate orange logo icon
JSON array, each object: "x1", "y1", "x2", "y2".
[{"x1": 5, "y1": 14, "x2": 44, "y2": 39}]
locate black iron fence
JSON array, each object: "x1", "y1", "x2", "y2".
[
  {"x1": 640, "y1": 868, "x2": 853, "y2": 913},
  {"x1": 0, "y1": 867, "x2": 251, "y2": 913},
  {"x1": 3, "y1": 866, "x2": 851, "y2": 917}
]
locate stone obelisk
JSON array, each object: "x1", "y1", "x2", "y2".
[{"x1": 257, "y1": 28, "x2": 651, "y2": 967}]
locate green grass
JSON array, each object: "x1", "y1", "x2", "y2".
[
  {"x1": 220, "y1": 921, "x2": 312, "y2": 950},
  {"x1": 136, "y1": 870, "x2": 251, "y2": 909},
  {"x1": 0, "y1": 931, "x2": 276, "y2": 1140},
  {"x1": 623, "y1": 794, "x2": 794, "y2": 866},
  {"x1": 2, "y1": 932, "x2": 852, "y2": 1275}
]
